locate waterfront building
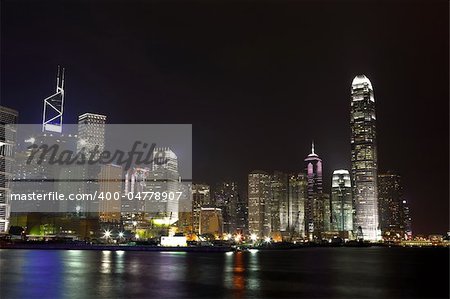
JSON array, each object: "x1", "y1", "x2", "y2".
[
  {"x1": 213, "y1": 181, "x2": 239, "y2": 234},
  {"x1": 98, "y1": 164, "x2": 123, "y2": 224},
  {"x1": 304, "y1": 142, "x2": 324, "y2": 240},
  {"x1": 378, "y1": 172, "x2": 412, "y2": 240},
  {"x1": 248, "y1": 171, "x2": 271, "y2": 238},
  {"x1": 192, "y1": 183, "x2": 211, "y2": 235},
  {"x1": 331, "y1": 170, "x2": 353, "y2": 233},
  {"x1": 0, "y1": 106, "x2": 18, "y2": 233},
  {"x1": 350, "y1": 75, "x2": 380, "y2": 241},
  {"x1": 199, "y1": 207, "x2": 223, "y2": 236},
  {"x1": 144, "y1": 147, "x2": 182, "y2": 234},
  {"x1": 286, "y1": 173, "x2": 307, "y2": 239},
  {"x1": 235, "y1": 192, "x2": 248, "y2": 235},
  {"x1": 77, "y1": 113, "x2": 106, "y2": 156},
  {"x1": 270, "y1": 171, "x2": 287, "y2": 238}
]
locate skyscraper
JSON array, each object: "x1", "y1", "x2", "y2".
[
  {"x1": 248, "y1": 171, "x2": 271, "y2": 238},
  {"x1": 304, "y1": 142, "x2": 324, "y2": 240},
  {"x1": 350, "y1": 75, "x2": 380, "y2": 241},
  {"x1": 287, "y1": 173, "x2": 307, "y2": 239},
  {"x1": 331, "y1": 170, "x2": 353, "y2": 233},
  {"x1": 0, "y1": 106, "x2": 18, "y2": 233},
  {"x1": 270, "y1": 171, "x2": 288, "y2": 238},
  {"x1": 378, "y1": 172, "x2": 411, "y2": 240},
  {"x1": 323, "y1": 193, "x2": 331, "y2": 232},
  {"x1": 213, "y1": 181, "x2": 239, "y2": 234},
  {"x1": 235, "y1": 191, "x2": 248, "y2": 235},
  {"x1": 77, "y1": 113, "x2": 107, "y2": 218},
  {"x1": 77, "y1": 113, "x2": 107, "y2": 155},
  {"x1": 191, "y1": 183, "x2": 211, "y2": 235},
  {"x1": 98, "y1": 164, "x2": 123, "y2": 224},
  {"x1": 199, "y1": 207, "x2": 223, "y2": 236},
  {"x1": 42, "y1": 66, "x2": 65, "y2": 133},
  {"x1": 145, "y1": 147, "x2": 182, "y2": 229}
]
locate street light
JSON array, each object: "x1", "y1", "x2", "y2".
[
  {"x1": 234, "y1": 234, "x2": 242, "y2": 243},
  {"x1": 103, "y1": 229, "x2": 111, "y2": 240},
  {"x1": 250, "y1": 233, "x2": 258, "y2": 242},
  {"x1": 264, "y1": 237, "x2": 271, "y2": 243}
]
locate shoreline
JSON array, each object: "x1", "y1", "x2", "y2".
[
  {"x1": 0, "y1": 243, "x2": 232, "y2": 252},
  {"x1": 1, "y1": 243, "x2": 448, "y2": 251}
]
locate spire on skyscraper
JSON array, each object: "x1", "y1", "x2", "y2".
[{"x1": 42, "y1": 65, "x2": 65, "y2": 133}]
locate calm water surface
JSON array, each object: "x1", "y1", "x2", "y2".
[{"x1": 0, "y1": 247, "x2": 448, "y2": 298}]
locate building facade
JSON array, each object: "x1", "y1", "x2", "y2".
[
  {"x1": 144, "y1": 147, "x2": 182, "y2": 231},
  {"x1": 270, "y1": 171, "x2": 287, "y2": 238},
  {"x1": 248, "y1": 171, "x2": 271, "y2": 238},
  {"x1": 350, "y1": 75, "x2": 380, "y2": 241},
  {"x1": 214, "y1": 181, "x2": 239, "y2": 234},
  {"x1": 192, "y1": 183, "x2": 211, "y2": 235},
  {"x1": 98, "y1": 164, "x2": 123, "y2": 224},
  {"x1": 331, "y1": 170, "x2": 353, "y2": 232},
  {"x1": 0, "y1": 106, "x2": 18, "y2": 233},
  {"x1": 199, "y1": 207, "x2": 223, "y2": 236},
  {"x1": 287, "y1": 173, "x2": 307, "y2": 239},
  {"x1": 77, "y1": 113, "x2": 106, "y2": 155},
  {"x1": 304, "y1": 142, "x2": 324, "y2": 240},
  {"x1": 378, "y1": 172, "x2": 412, "y2": 240}
]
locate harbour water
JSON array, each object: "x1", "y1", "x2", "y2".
[{"x1": 0, "y1": 247, "x2": 448, "y2": 298}]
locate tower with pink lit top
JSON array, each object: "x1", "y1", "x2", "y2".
[{"x1": 304, "y1": 142, "x2": 324, "y2": 240}]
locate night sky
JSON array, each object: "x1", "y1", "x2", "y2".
[{"x1": 1, "y1": 0, "x2": 448, "y2": 234}]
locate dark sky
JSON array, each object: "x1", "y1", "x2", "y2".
[{"x1": 1, "y1": 0, "x2": 448, "y2": 234}]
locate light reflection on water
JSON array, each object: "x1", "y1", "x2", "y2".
[{"x1": 0, "y1": 248, "x2": 448, "y2": 299}]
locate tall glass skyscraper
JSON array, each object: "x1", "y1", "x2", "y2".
[
  {"x1": 331, "y1": 170, "x2": 353, "y2": 232},
  {"x1": 350, "y1": 75, "x2": 380, "y2": 241},
  {"x1": 304, "y1": 142, "x2": 324, "y2": 240},
  {"x1": 248, "y1": 171, "x2": 271, "y2": 238},
  {"x1": 378, "y1": 172, "x2": 412, "y2": 240},
  {"x1": 191, "y1": 183, "x2": 211, "y2": 234},
  {"x1": 0, "y1": 106, "x2": 18, "y2": 233},
  {"x1": 77, "y1": 113, "x2": 107, "y2": 155},
  {"x1": 286, "y1": 173, "x2": 307, "y2": 239},
  {"x1": 214, "y1": 181, "x2": 239, "y2": 234}
]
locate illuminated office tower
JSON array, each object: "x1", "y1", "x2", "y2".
[
  {"x1": 378, "y1": 172, "x2": 411, "y2": 240},
  {"x1": 98, "y1": 164, "x2": 123, "y2": 224},
  {"x1": 145, "y1": 147, "x2": 182, "y2": 229},
  {"x1": 77, "y1": 113, "x2": 106, "y2": 155},
  {"x1": 323, "y1": 193, "x2": 331, "y2": 232},
  {"x1": 214, "y1": 182, "x2": 239, "y2": 234},
  {"x1": 270, "y1": 171, "x2": 287, "y2": 237},
  {"x1": 76, "y1": 113, "x2": 106, "y2": 218},
  {"x1": 304, "y1": 142, "x2": 324, "y2": 240},
  {"x1": 269, "y1": 172, "x2": 307, "y2": 241},
  {"x1": 192, "y1": 184, "x2": 211, "y2": 235},
  {"x1": 331, "y1": 170, "x2": 353, "y2": 232},
  {"x1": 0, "y1": 106, "x2": 18, "y2": 233},
  {"x1": 350, "y1": 75, "x2": 380, "y2": 241},
  {"x1": 42, "y1": 66, "x2": 65, "y2": 133},
  {"x1": 122, "y1": 167, "x2": 149, "y2": 230},
  {"x1": 199, "y1": 207, "x2": 223, "y2": 236},
  {"x1": 403, "y1": 199, "x2": 412, "y2": 240},
  {"x1": 235, "y1": 192, "x2": 248, "y2": 235},
  {"x1": 287, "y1": 173, "x2": 307, "y2": 239},
  {"x1": 248, "y1": 171, "x2": 271, "y2": 238}
]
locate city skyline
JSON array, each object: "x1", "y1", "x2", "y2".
[{"x1": 1, "y1": 1, "x2": 448, "y2": 236}]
